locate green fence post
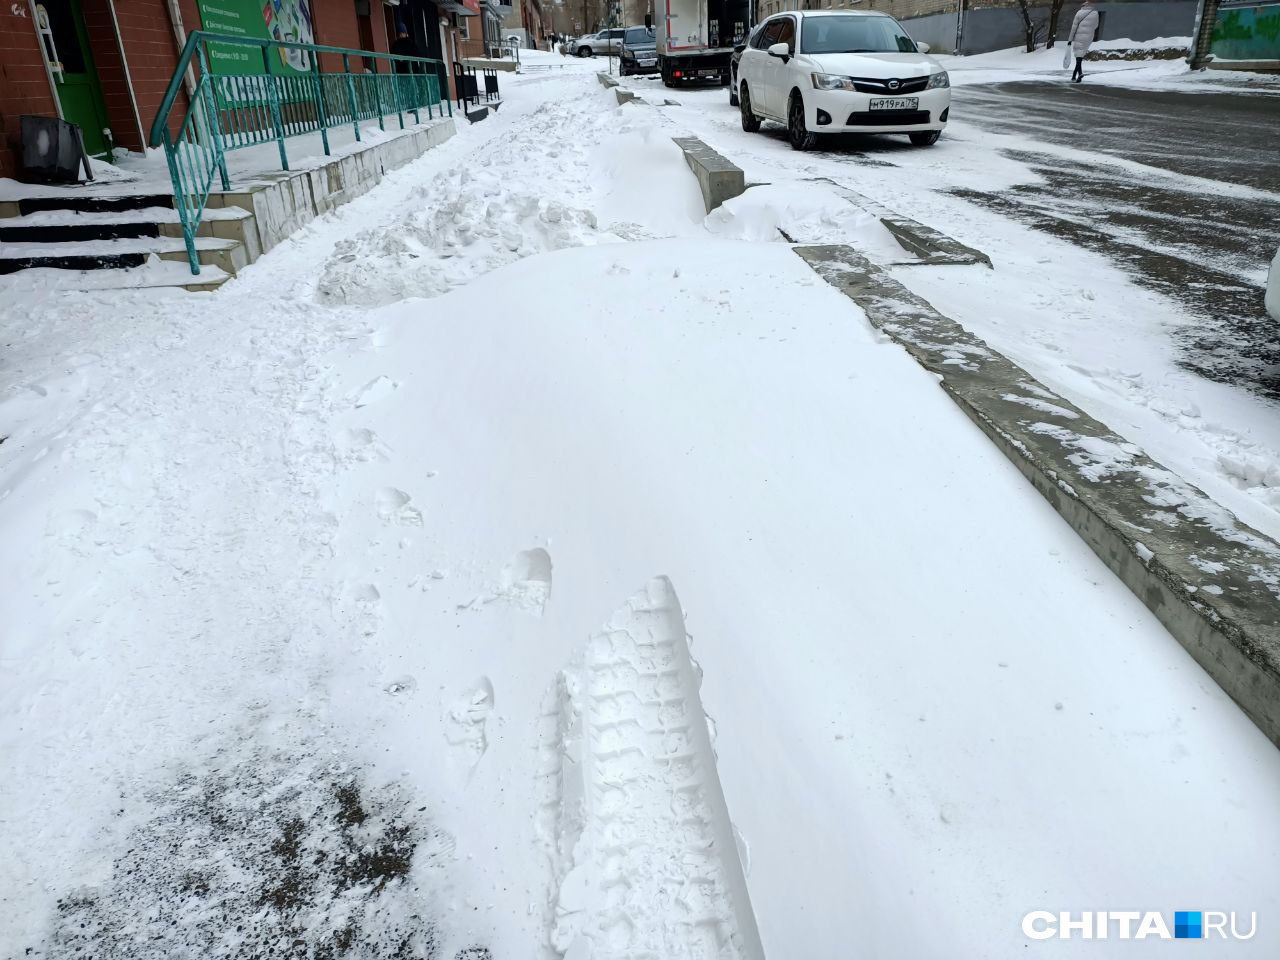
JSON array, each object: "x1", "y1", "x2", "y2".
[
  {"x1": 196, "y1": 43, "x2": 230, "y2": 190},
  {"x1": 342, "y1": 53, "x2": 361, "y2": 141},
  {"x1": 311, "y1": 51, "x2": 331, "y2": 154},
  {"x1": 374, "y1": 61, "x2": 385, "y2": 131},
  {"x1": 410, "y1": 61, "x2": 422, "y2": 124},
  {"x1": 262, "y1": 45, "x2": 289, "y2": 170},
  {"x1": 391, "y1": 59, "x2": 405, "y2": 129}
]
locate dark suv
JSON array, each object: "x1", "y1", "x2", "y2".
[{"x1": 619, "y1": 26, "x2": 657, "y2": 76}]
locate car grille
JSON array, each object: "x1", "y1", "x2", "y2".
[
  {"x1": 845, "y1": 110, "x2": 931, "y2": 126},
  {"x1": 848, "y1": 76, "x2": 929, "y2": 95}
]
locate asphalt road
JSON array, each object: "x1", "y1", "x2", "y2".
[{"x1": 950, "y1": 80, "x2": 1280, "y2": 400}]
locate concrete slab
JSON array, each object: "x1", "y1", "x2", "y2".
[
  {"x1": 795, "y1": 243, "x2": 1280, "y2": 749},
  {"x1": 671, "y1": 136, "x2": 746, "y2": 214},
  {"x1": 808, "y1": 177, "x2": 991, "y2": 267}
]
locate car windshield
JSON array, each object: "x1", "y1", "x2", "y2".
[
  {"x1": 800, "y1": 15, "x2": 917, "y2": 54},
  {"x1": 625, "y1": 27, "x2": 654, "y2": 43}
]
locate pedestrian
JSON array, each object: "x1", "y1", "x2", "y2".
[
  {"x1": 391, "y1": 22, "x2": 421, "y2": 73},
  {"x1": 1067, "y1": 0, "x2": 1100, "y2": 83}
]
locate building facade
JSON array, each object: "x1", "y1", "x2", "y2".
[
  {"x1": 0, "y1": 0, "x2": 475, "y2": 179},
  {"x1": 500, "y1": 0, "x2": 548, "y2": 45}
]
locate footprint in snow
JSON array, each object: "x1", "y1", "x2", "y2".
[
  {"x1": 499, "y1": 547, "x2": 552, "y2": 615},
  {"x1": 353, "y1": 375, "x2": 396, "y2": 408},
  {"x1": 376, "y1": 487, "x2": 423, "y2": 526},
  {"x1": 444, "y1": 677, "x2": 495, "y2": 772}
]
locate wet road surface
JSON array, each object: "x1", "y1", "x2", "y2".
[{"x1": 950, "y1": 81, "x2": 1280, "y2": 400}]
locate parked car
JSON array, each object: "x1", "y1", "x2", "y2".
[
  {"x1": 573, "y1": 28, "x2": 626, "y2": 57},
  {"x1": 729, "y1": 22, "x2": 764, "y2": 106},
  {"x1": 619, "y1": 26, "x2": 658, "y2": 76},
  {"x1": 736, "y1": 10, "x2": 950, "y2": 151}
]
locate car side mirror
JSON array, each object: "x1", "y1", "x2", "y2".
[
  {"x1": 916, "y1": 41, "x2": 930, "y2": 53},
  {"x1": 767, "y1": 41, "x2": 790, "y2": 60}
]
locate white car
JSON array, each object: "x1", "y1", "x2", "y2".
[{"x1": 736, "y1": 10, "x2": 951, "y2": 151}]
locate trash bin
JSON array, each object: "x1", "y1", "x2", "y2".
[{"x1": 20, "y1": 115, "x2": 90, "y2": 183}]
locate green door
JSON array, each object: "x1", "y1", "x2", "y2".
[{"x1": 39, "y1": 0, "x2": 112, "y2": 157}]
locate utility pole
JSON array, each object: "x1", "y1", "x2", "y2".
[{"x1": 954, "y1": 0, "x2": 965, "y2": 56}]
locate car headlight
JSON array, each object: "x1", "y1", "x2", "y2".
[
  {"x1": 811, "y1": 73, "x2": 855, "y2": 91},
  {"x1": 927, "y1": 71, "x2": 950, "y2": 89}
]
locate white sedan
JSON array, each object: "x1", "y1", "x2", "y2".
[{"x1": 737, "y1": 10, "x2": 951, "y2": 151}]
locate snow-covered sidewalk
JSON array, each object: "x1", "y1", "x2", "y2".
[{"x1": 2, "y1": 63, "x2": 1279, "y2": 959}]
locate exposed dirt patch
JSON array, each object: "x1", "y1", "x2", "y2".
[{"x1": 29, "y1": 751, "x2": 459, "y2": 960}]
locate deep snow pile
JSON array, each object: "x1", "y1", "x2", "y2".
[{"x1": 2, "y1": 63, "x2": 1280, "y2": 960}]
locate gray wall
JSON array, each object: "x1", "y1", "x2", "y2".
[{"x1": 903, "y1": 1, "x2": 1198, "y2": 56}]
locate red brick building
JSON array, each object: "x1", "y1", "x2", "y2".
[{"x1": 0, "y1": 0, "x2": 471, "y2": 179}]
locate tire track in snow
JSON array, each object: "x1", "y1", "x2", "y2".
[{"x1": 543, "y1": 577, "x2": 764, "y2": 960}]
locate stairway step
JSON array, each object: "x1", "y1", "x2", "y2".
[
  {"x1": 16, "y1": 193, "x2": 175, "y2": 215},
  {"x1": 0, "y1": 221, "x2": 161, "y2": 242},
  {"x1": 0, "y1": 235, "x2": 244, "y2": 275}
]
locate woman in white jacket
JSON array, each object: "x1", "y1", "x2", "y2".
[{"x1": 1067, "y1": 0, "x2": 1101, "y2": 83}]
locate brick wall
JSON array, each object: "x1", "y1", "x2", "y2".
[{"x1": 0, "y1": 3, "x2": 59, "y2": 178}]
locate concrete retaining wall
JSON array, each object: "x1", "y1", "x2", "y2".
[{"x1": 210, "y1": 120, "x2": 456, "y2": 257}]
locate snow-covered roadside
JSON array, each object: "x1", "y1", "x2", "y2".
[
  {"x1": 622, "y1": 76, "x2": 1280, "y2": 544},
  {"x1": 937, "y1": 41, "x2": 1280, "y2": 92},
  {"x1": 2, "y1": 65, "x2": 1279, "y2": 960}
]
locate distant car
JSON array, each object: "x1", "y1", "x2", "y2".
[
  {"x1": 736, "y1": 10, "x2": 951, "y2": 151},
  {"x1": 619, "y1": 26, "x2": 658, "y2": 76},
  {"x1": 729, "y1": 23, "x2": 764, "y2": 106},
  {"x1": 574, "y1": 28, "x2": 626, "y2": 57}
]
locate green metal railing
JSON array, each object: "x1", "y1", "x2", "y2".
[{"x1": 148, "y1": 31, "x2": 451, "y2": 275}]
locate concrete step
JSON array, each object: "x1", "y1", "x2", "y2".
[
  {"x1": 1, "y1": 261, "x2": 230, "y2": 293},
  {"x1": 0, "y1": 234, "x2": 248, "y2": 276},
  {"x1": 8, "y1": 193, "x2": 175, "y2": 217},
  {"x1": 0, "y1": 205, "x2": 257, "y2": 248}
]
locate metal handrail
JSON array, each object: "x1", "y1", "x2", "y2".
[{"x1": 148, "y1": 31, "x2": 451, "y2": 276}]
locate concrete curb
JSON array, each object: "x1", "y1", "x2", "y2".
[
  {"x1": 597, "y1": 72, "x2": 620, "y2": 88},
  {"x1": 809, "y1": 176, "x2": 991, "y2": 267},
  {"x1": 671, "y1": 137, "x2": 746, "y2": 213},
  {"x1": 795, "y1": 243, "x2": 1280, "y2": 748}
]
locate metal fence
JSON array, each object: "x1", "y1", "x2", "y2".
[{"x1": 149, "y1": 31, "x2": 450, "y2": 275}]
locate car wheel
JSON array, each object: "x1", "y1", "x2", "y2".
[
  {"x1": 909, "y1": 130, "x2": 942, "y2": 146},
  {"x1": 788, "y1": 92, "x2": 816, "y2": 151},
  {"x1": 740, "y1": 84, "x2": 761, "y2": 133},
  {"x1": 578, "y1": 46, "x2": 592, "y2": 57},
  {"x1": 729, "y1": 85, "x2": 739, "y2": 107}
]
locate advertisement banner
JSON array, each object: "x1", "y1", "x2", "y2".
[
  {"x1": 198, "y1": 0, "x2": 317, "y2": 74},
  {"x1": 1212, "y1": 1, "x2": 1280, "y2": 62}
]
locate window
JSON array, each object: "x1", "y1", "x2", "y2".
[
  {"x1": 752, "y1": 18, "x2": 782, "y2": 49},
  {"x1": 774, "y1": 16, "x2": 795, "y2": 54},
  {"x1": 799, "y1": 14, "x2": 917, "y2": 54},
  {"x1": 459, "y1": 16, "x2": 470, "y2": 39},
  {"x1": 624, "y1": 27, "x2": 654, "y2": 43}
]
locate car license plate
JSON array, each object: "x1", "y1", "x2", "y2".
[
  {"x1": 640, "y1": 59, "x2": 656, "y2": 66},
  {"x1": 699, "y1": 69, "x2": 719, "y2": 77},
  {"x1": 869, "y1": 97, "x2": 919, "y2": 111}
]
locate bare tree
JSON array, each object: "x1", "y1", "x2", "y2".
[
  {"x1": 1015, "y1": 0, "x2": 1037, "y2": 52},
  {"x1": 1045, "y1": 0, "x2": 1068, "y2": 49}
]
